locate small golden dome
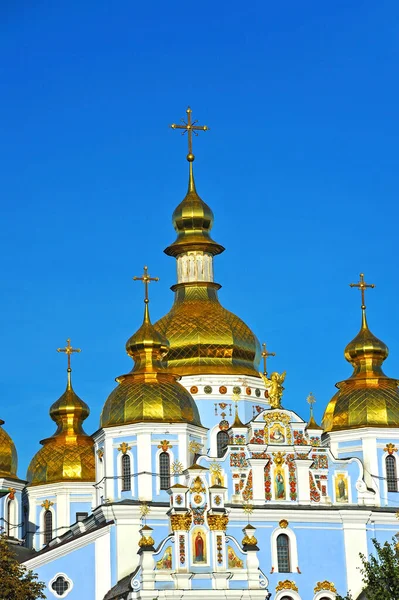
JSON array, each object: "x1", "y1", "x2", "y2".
[
  {"x1": 164, "y1": 164, "x2": 224, "y2": 258},
  {"x1": 27, "y1": 363, "x2": 95, "y2": 486},
  {"x1": 154, "y1": 282, "x2": 261, "y2": 377},
  {"x1": 100, "y1": 301, "x2": 202, "y2": 428},
  {"x1": 322, "y1": 308, "x2": 399, "y2": 432},
  {"x1": 0, "y1": 419, "x2": 18, "y2": 480}
]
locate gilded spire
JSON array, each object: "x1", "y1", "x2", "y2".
[
  {"x1": 305, "y1": 392, "x2": 322, "y2": 430},
  {"x1": 126, "y1": 266, "x2": 169, "y2": 372},
  {"x1": 57, "y1": 338, "x2": 81, "y2": 390},
  {"x1": 345, "y1": 273, "x2": 388, "y2": 378},
  {"x1": 165, "y1": 107, "x2": 224, "y2": 257},
  {"x1": 261, "y1": 342, "x2": 276, "y2": 377}
]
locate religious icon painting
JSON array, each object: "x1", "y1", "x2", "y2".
[
  {"x1": 269, "y1": 424, "x2": 286, "y2": 444},
  {"x1": 211, "y1": 470, "x2": 224, "y2": 487},
  {"x1": 335, "y1": 473, "x2": 349, "y2": 503},
  {"x1": 192, "y1": 527, "x2": 207, "y2": 564},
  {"x1": 156, "y1": 546, "x2": 173, "y2": 570},
  {"x1": 274, "y1": 467, "x2": 286, "y2": 500},
  {"x1": 227, "y1": 546, "x2": 244, "y2": 568}
]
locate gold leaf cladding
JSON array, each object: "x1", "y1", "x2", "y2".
[
  {"x1": 171, "y1": 512, "x2": 192, "y2": 531},
  {"x1": 207, "y1": 513, "x2": 229, "y2": 531}
]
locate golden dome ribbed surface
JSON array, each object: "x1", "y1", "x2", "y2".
[
  {"x1": 27, "y1": 378, "x2": 95, "y2": 486},
  {"x1": 0, "y1": 419, "x2": 18, "y2": 480},
  {"x1": 100, "y1": 302, "x2": 202, "y2": 428},
  {"x1": 322, "y1": 309, "x2": 399, "y2": 432},
  {"x1": 154, "y1": 282, "x2": 261, "y2": 377}
]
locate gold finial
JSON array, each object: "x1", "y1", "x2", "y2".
[
  {"x1": 261, "y1": 342, "x2": 276, "y2": 377},
  {"x1": 349, "y1": 273, "x2": 375, "y2": 311},
  {"x1": 133, "y1": 266, "x2": 159, "y2": 305},
  {"x1": 170, "y1": 106, "x2": 209, "y2": 162},
  {"x1": 307, "y1": 392, "x2": 316, "y2": 418},
  {"x1": 57, "y1": 338, "x2": 81, "y2": 389}
]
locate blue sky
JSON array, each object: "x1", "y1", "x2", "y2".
[{"x1": 1, "y1": 0, "x2": 398, "y2": 477}]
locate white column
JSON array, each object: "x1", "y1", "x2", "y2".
[
  {"x1": 295, "y1": 459, "x2": 313, "y2": 504},
  {"x1": 341, "y1": 510, "x2": 369, "y2": 598},
  {"x1": 95, "y1": 530, "x2": 111, "y2": 600},
  {"x1": 137, "y1": 432, "x2": 152, "y2": 501},
  {"x1": 249, "y1": 459, "x2": 268, "y2": 502},
  {"x1": 103, "y1": 437, "x2": 114, "y2": 502},
  {"x1": 56, "y1": 490, "x2": 69, "y2": 535},
  {"x1": 362, "y1": 434, "x2": 380, "y2": 502}
]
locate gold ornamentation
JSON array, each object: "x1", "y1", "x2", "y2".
[
  {"x1": 207, "y1": 513, "x2": 229, "y2": 531},
  {"x1": 349, "y1": 272, "x2": 375, "y2": 309},
  {"x1": 314, "y1": 581, "x2": 337, "y2": 593},
  {"x1": 219, "y1": 386, "x2": 227, "y2": 394},
  {"x1": 272, "y1": 452, "x2": 285, "y2": 467},
  {"x1": 57, "y1": 338, "x2": 81, "y2": 371},
  {"x1": 242, "y1": 534, "x2": 258, "y2": 546},
  {"x1": 170, "y1": 106, "x2": 209, "y2": 159},
  {"x1": 171, "y1": 512, "x2": 192, "y2": 531},
  {"x1": 193, "y1": 494, "x2": 202, "y2": 505},
  {"x1": 243, "y1": 503, "x2": 254, "y2": 515},
  {"x1": 279, "y1": 519, "x2": 288, "y2": 529},
  {"x1": 190, "y1": 476, "x2": 206, "y2": 493},
  {"x1": 41, "y1": 500, "x2": 54, "y2": 511},
  {"x1": 188, "y1": 441, "x2": 203, "y2": 455},
  {"x1": 261, "y1": 342, "x2": 276, "y2": 377},
  {"x1": 8, "y1": 488, "x2": 16, "y2": 500},
  {"x1": 133, "y1": 265, "x2": 159, "y2": 303},
  {"x1": 260, "y1": 371, "x2": 286, "y2": 408},
  {"x1": 190, "y1": 386, "x2": 198, "y2": 394},
  {"x1": 171, "y1": 460, "x2": 184, "y2": 474},
  {"x1": 276, "y1": 580, "x2": 298, "y2": 592},
  {"x1": 209, "y1": 462, "x2": 222, "y2": 474},
  {"x1": 384, "y1": 443, "x2": 398, "y2": 455},
  {"x1": 138, "y1": 535, "x2": 155, "y2": 547},
  {"x1": 139, "y1": 503, "x2": 151, "y2": 519},
  {"x1": 158, "y1": 440, "x2": 172, "y2": 452},
  {"x1": 96, "y1": 448, "x2": 104, "y2": 460},
  {"x1": 264, "y1": 412, "x2": 290, "y2": 425},
  {"x1": 118, "y1": 442, "x2": 131, "y2": 454}
]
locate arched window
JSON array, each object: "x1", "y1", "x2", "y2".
[
  {"x1": 159, "y1": 452, "x2": 170, "y2": 490},
  {"x1": 217, "y1": 431, "x2": 229, "y2": 457},
  {"x1": 44, "y1": 510, "x2": 53, "y2": 545},
  {"x1": 121, "y1": 453, "x2": 131, "y2": 491},
  {"x1": 386, "y1": 455, "x2": 397, "y2": 492},
  {"x1": 276, "y1": 533, "x2": 290, "y2": 572}
]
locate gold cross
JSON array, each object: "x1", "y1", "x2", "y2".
[
  {"x1": 261, "y1": 342, "x2": 276, "y2": 377},
  {"x1": 349, "y1": 273, "x2": 375, "y2": 309},
  {"x1": 170, "y1": 107, "x2": 209, "y2": 161},
  {"x1": 57, "y1": 338, "x2": 81, "y2": 370},
  {"x1": 133, "y1": 266, "x2": 159, "y2": 303}
]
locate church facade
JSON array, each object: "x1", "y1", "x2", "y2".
[{"x1": 1, "y1": 108, "x2": 398, "y2": 600}]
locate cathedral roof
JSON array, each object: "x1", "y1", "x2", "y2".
[
  {"x1": 27, "y1": 342, "x2": 95, "y2": 486},
  {"x1": 154, "y1": 108, "x2": 260, "y2": 377},
  {"x1": 100, "y1": 278, "x2": 202, "y2": 428},
  {"x1": 322, "y1": 279, "x2": 399, "y2": 432},
  {"x1": 0, "y1": 419, "x2": 18, "y2": 480}
]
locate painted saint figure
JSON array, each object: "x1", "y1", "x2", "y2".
[
  {"x1": 275, "y1": 470, "x2": 285, "y2": 499},
  {"x1": 194, "y1": 532, "x2": 204, "y2": 562}
]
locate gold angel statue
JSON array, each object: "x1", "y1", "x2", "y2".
[{"x1": 259, "y1": 371, "x2": 286, "y2": 408}]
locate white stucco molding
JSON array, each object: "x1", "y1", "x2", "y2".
[
  {"x1": 48, "y1": 572, "x2": 73, "y2": 598},
  {"x1": 270, "y1": 525, "x2": 299, "y2": 574}
]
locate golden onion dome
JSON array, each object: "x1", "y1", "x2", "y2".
[
  {"x1": 164, "y1": 160, "x2": 224, "y2": 258},
  {"x1": 322, "y1": 305, "x2": 399, "y2": 433},
  {"x1": 0, "y1": 419, "x2": 18, "y2": 480},
  {"x1": 154, "y1": 282, "x2": 261, "y2": 377},
  {"x1": 155, "y1": 114, "x2": 260, "y2": 378},
  {"x1": 27, "y1": 350, "x2": 95, "y2": 486},
  {"x1": 100, "y1": 293, "x2": 202, "y2": 428}
]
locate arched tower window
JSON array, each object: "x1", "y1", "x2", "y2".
[
  {"x1": 217, "y1": 431, "x2": 229, "y2": 457},
  {"x1": 276, "y1": 533, "x2": 290, "y2": 572},
  {"x1": 159, "y1": 452, "x2": 170, "y2": 490},
  {"x1": 121, "y1": 453, "x2": 131, "y2": 491},
  {"x1": 386, "y1": 455, "x2": 397, "y2": 492},
  {"x1": 44, "y1": 510, "x2": 53, "y2": 545}
]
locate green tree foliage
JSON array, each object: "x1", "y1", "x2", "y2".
[
  {"x1": 0, "y1": 535, "x2": 46, "y2": 600},
  {"x1": 337, "y1": 537, "x2": 399, "y2": 600}
]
